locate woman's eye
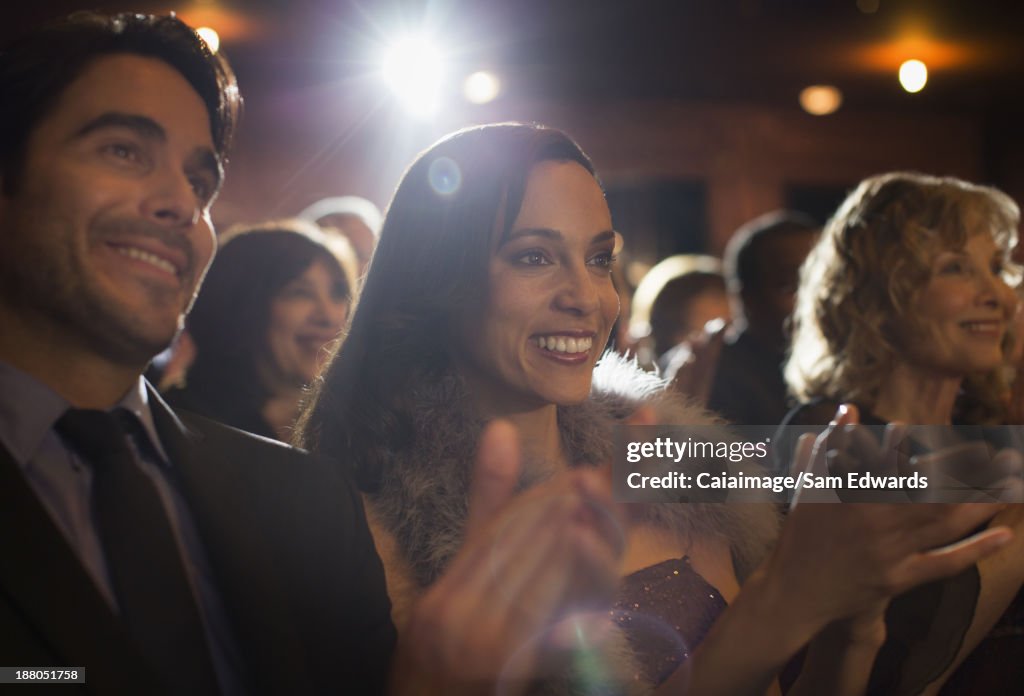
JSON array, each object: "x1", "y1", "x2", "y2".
[
  {"x1": 938, "y1": 260, "x2": 965, "y2": 275},
  {"x1": 331, "y1": 283, "x2": 350, "y2": 301},
  {"x1": 282, "y1": 286, "x2": 315, "y2": 300}
]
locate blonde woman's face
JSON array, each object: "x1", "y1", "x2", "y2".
[
  {"x1": 452, "y1": 160, "x2": 620, "y2": 413},
  {"x1": 901, "y1": 233, "x2": 1018, "y2": 376}
]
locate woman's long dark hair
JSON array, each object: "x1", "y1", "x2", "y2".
[{"x1": 296, "y1": 123, "x2": 598, "y2": 491}]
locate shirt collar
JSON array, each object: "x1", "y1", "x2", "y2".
[
  {"x1": 118, "y1": 376, "x2": 170, "y2": 462},
  {"x1": 0, "y1": 361, "x2": 168, "y2": 466},
  {"x1": 0, "y1": 360, "x2": 69, "y2": 466}
]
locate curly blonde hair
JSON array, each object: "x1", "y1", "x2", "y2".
[{"x1": 786, "y1": 171, "x2": 1020, "y2": 417}]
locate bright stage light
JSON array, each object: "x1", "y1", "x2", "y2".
[
  {"x1": 899, "y1": 59, "x2": 928, "y2": 93},
  {"x1": 463, "y1": 71, "x2": 500, "y2": 104},
  {"x1": 196, "y1": 27, "x2": 220, "y2": 54},
  {"x1": 382, "y1": 35, "x2": 444, "y2": 117}
]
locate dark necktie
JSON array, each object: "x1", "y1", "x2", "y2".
[{"x1": 57, "y1": 408, "x2": 220, "y2": 695}]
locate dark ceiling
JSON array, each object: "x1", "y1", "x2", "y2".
[{"x1": 6, "y1": 0, "x2": 1024, "y2": 116}]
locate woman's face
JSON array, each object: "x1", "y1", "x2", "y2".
[
  {"x1": 900, "y1": 232, "x2": 1018, "y2": 376},
  {"x1": 264, "y1": 258, "x2": 349, "y2": 387},
  {"x1": 454, "y1": 160, "x2": 620, "y2": 412}
]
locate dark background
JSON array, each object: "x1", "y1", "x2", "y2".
[{"x1": 6, "y1": 0, "x2": 1024, "y2": 269}]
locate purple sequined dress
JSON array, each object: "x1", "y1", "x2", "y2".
[{"x1": 611, "y1": 556, "x2": 727, "y2": 685}]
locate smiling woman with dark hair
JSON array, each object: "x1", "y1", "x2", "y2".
[
  {"x1": 295, "y1": 125, "x2": 1013, "y2": 694},
  {"x1": 166, "y1": 219, "x2": 356, "y2": 440}
]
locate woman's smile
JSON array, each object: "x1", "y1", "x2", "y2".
[{"x1": 531, "y1": 331, "x2": 597, "y2": 363}]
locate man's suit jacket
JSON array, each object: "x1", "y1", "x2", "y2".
[{"x1": 0, "y1": 388, "x2": 396, "y2": 694}]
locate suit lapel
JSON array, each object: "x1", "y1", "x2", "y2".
[
  {"x1": 0, "y1": 444, "x2": 161, "y2": 693},
  {"x1": 148, "y1": 388, "x2": 316, "y2": 694}
]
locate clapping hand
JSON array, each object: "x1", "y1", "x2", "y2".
[
  {"x1": 392, "y1": 420, "x2": 626, "y2": 695},
  {"x1": 776, "y1": 405, "x2": 1013, "y2": 633},
  {"x1": 666, "y1": 319, "x2": 728, "y2": 406}
]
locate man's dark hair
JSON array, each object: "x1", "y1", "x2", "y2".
[
  {"x1": 723, "y1": 210, "x2": 818, "y2": 295},
  {"x1": 0, "y1": 11, "x2": 240, "y2": 191}
]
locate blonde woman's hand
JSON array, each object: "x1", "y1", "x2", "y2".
[{"x1": 769, "y1": 405, "x2": 1013, "y2": 638}]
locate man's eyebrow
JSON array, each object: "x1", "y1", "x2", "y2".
[{"x1": 74, "y1": 112, "x2": 166, "y2": 141}]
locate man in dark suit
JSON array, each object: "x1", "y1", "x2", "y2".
[
  {"x1": 0, "y1": 13, "x2": 396, "y2": 693},
  {"x1": 0, "y1": 12, "x2": 625, "y2": 695}
]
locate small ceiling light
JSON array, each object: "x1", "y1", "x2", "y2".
[
  {"x1": 196, "y1": 27, "x2": 220, "y2": 54},
  {"x1": 856, "y1": 0, "x2": 880, "y2": 14},
  {"x1": 463, "y1": 71, "x2": 501, "y2": 104},
  {"x1": 799, "y1": 85, "x2": 843, "y2": 115},
  {"x1": 899, "y1": 59, "x2": 928, "y2": 93}
]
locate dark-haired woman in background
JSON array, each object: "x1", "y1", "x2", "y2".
[
  {"x1": 785, "y1": 171, "x2": 1024, "y2": 694},
  {"x1": 166, "y1": 219, "x2": 356, "y2": 440}
]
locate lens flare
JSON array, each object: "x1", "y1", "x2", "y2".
[
  {"x1": 464, "y1": 71, "x2": 501, "y2": 104},
  {"x1": 428, "y1": 157, "x2": 462, "y2": 196}
]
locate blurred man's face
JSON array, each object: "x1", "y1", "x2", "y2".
[
  {"x1": 743, "y1": 231, "x2": 818, "y2": 347},
  {"x1": 0, "y1": 54, "x2": 221, "y2": 366}
]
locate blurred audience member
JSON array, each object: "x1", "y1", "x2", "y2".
[
  {"x1": 299, "y1": 195, "x2": 382, "y2": 276},
  {"x1": 166, "y1": 220, "x2": 356, "y2": 440},
  {"x1": 630, "y1": 254, "x2": 729, "y2": 366},
  {"x1": 705, "y1": 211, "x2": 818, "y2": 424}
]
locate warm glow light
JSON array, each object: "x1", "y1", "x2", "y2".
[
  {"x1": 852, "y1": 35, "x2": 971, "y2": 74},
  {"x1": 195, "y1": 26, "x2": 220, "y2": 54},
  {"x1": 799, "y1": 85, "x2": 843, "y2": 115},
  {"x1": 382, "y1": 35, "x2": 444, "y2": 118},
  {"x1": 463, "y1": 71, "x2": 500, "y2": 104},
  {"x1": 899, "y1": 59, "x2": 928, "y2": 92}
]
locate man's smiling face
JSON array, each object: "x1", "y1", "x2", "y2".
[{"x1": 0, "y1": 53, "x2": 222, "y2": 365}]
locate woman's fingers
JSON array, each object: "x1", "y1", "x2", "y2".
[
  {"x1": 907, "y1": 444, "x2": 1024, "y2": 502},
  {"x1": 417, "y1": 457, "x2": 625, "y2": 684},
  {"x1": 465, "y1": 419, "x2": 522, "y2": 544},
  {"x1": 789, "y1": 432, "x2": 817, "y2": 480},
  {"x1": 895, "y1": 526, "x2": 1013, "y2": 592}
]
